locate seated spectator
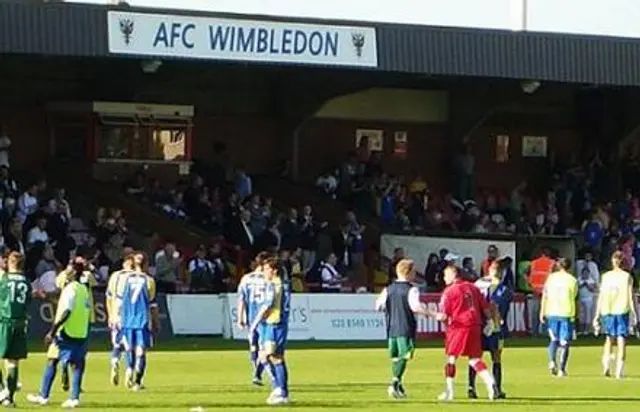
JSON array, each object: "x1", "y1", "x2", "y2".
[
  {"x1": 26, "y1": 214, "x2": 49, "y2": 248},
  {"x1": 124, "y1": 171, "x2": 147, "y2": 197},
  {"x1": 16, "y1": 182, "x2": 39, "y2": 226},
  {"x1": 154, "y1": 241, "x2": 183, "y2": 293},
  {"x1": 320, "y1": 253, "x2": 342, "y2": 293},
  {"x1": 34, "y1": 243, "x2": 61, "y2": 281},
  {"x1": 162, "y1": 192, "x2": 188, "y2": 220},
  {"x1": 4, "y1": 218, "x2": 24, "y2": 254}
]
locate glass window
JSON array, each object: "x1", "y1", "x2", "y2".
[
  {"x1": 152, "y1": 129, "x2": 186, "y2": 161},
  {"x1": 96, "y1": 118, "x2": 188, "y2": 161}
]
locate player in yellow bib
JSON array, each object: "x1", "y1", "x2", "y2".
[
  {"x1": 593, "y1": 251, "x2": 637, "y2": 379},
  {"x1": 539, "y1": 258, "x2": 577, "y2": 377}
]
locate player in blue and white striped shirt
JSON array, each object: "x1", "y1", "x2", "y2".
[{"x1": 237, "y1": 252, "x2": 269, "y2": 386}]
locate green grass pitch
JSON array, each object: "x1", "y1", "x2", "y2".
[{"x1": 10, "y1": 338, "x2": 640, "y2": 410}]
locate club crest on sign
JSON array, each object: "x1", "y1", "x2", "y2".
[
  {"x1": 119, "y1": 18, "x2": 135, "y2": 45},
  {"x1": 351, "y1": 32, "x2": 365, "y2": 57}
]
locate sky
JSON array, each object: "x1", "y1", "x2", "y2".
[{"x1": 67, "y1": 0, "x2": 640, "y2": 38}]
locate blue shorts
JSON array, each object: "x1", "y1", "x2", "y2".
[
  {"x1": 111, "y1": 328, "x2": 124, "y2": 349},
  {"x1": 47, "y1": 336, "x2": 88, "y2": 365},
  {"x1": 546, "y1": 316, "x2": 574, "y2": 343},
  {"x1": 259, "y1": 324, "x2": 288, "y2": 356},
  {"x1": 122, "y1": 328, "x2": 153, "y2": 350},
  {"x1": 249, "y1": 327, "x2": 260, "y2": 353},
  {"x1": 602, "y1": 314, "x2": 630, "y2": 338},
  {"x1": 482, "y1": 333, "x2": 501, "y2": 352}
]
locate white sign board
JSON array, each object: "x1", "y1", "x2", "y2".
[
  {"x1": 166, "y1": 294, "x2": 225, "y2": 335},
  {"x1": 107, "y1": 11, "x2": 378, "y2": 67},
  {"x1": 225, "y1": 293, "x2": 312, "y2": 341}
]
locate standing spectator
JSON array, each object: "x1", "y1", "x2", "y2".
[
  {"x1": 280, "y1": 208, "x2": 301, "y2": 251},
  {"x1": 582, "y1": 212, "x2": 605, "y2": 258},
  {"x1": 576, "y1": 250, "x2": 599, "y2": 334},
  {"x1": 187, "y1": 244, "x2": 216, "y2": 293},
  {"x1": 388, "y1": 247, "x2": 405, "y2": 284},
  {"x1": 257, "y1": 218, "x2": 281, "y2": 254},
  {"x1": 300, "y1": 205, "x2": 321, "y2": 275},
  {"x1": 16, "y1": 182, "x2": 39, "y2": 226},
  {"x1": 332, "y1": 222, "x2": 354, "y2": 273},
  {"x1": 208, "y1": 242, "x2": 232, "y2": 293},
  {"x1": 454, "y1": 144, "x2": 475, "y2": 200},
  {"x1": 320, "y1": 253, "x2": 342, "y2": 293},
  {"x1": 527, "y1": 247, "x2": 555, "y2": 335},
  {"x1": 154, "y1": 242, "x2": 183, "y2": 293},
  {"x1": 234, "y1": 165, "x2": 252, "y2": 201},
  {"x1": 423, "y1": 253, "x2": 441, "y2": 291},
  {"x1": 0, "y1": 126, "x2": 11, "y2": 169},
  {"x1": 461, "y1": 256, "x2": 479, "y2": 281},
  {"x1": 248, "y1": 195, "x2": 267, "y2": 236},
  {"x1": 345, "y1": 211, "x2": 366, "y2": 268},
  {"x1": 480, "y1": 245, "x2": 499, "y2": 277},
  {"x1": 230, "y1": 209, "x2": 255, "y2": 254},
  {"x1": 0, "y1": 167, "x2": 17, "y2": 199}
]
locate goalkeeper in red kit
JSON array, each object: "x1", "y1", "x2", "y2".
[{"x1": 427, "y1": 263, "x2": 499, "y2": 401}]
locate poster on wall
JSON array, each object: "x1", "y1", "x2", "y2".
[
  {"x1": 355, "y1": 129, "x2": 384, "y2": 151},
  {"x1": 393, "y1": 131, "x2": 408, "y2": 159},
  {"x1": 521, "y1": 136, "x2": 548, "y2": 157}
]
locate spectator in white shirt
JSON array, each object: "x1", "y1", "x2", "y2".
[
  {"x1": 321, "y1": 253, "x2": 342, "y2": 293},
  {"x1": 16, "y1": 183, "x2": 39, "y2": 226},
  {"x1": 576, "y1": 250, "x2": 599, "y2": 334},
  {"x1": 27, "y1": 215, "x2": 49, "y2": 247}
]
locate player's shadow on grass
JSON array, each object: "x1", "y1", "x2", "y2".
[
  {"x1": 509, "y1": 396, "x2": 640, "y2": 404},
  {"x1": 85, "y1": 401, "x2": 359, "y2": 409}
]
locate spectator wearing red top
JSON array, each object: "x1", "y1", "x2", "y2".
[{"x1": 480, "y1": 245, "x2": 499, "y2": 278}]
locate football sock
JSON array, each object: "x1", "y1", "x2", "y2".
[
  {"x1": 471, "y1": 361, "x2": 495, "y2": 389},
  {"x1": 492, "y1": 363, "x2": 502, "y2": 391},
  {"x1": 468, "y1": 366, "x2": 476, "y2": 390},
  {"x1": 616, "y1": 358, "x2": 624, "y2": 378},
  {"x1": 40, "y1": 360, "x2": 58, "y2": 399},
  {"x1": 559, "y1": 345, "x2": 570, "y2": 372},
  {"x1": 548, "y1": 340, "x2": 559, "y2": 364},
  {"x1": 266, "y1": 360, "x2": 278, "y2": 389},
  {"x1": 71, "y1": 360, "x2": 85, "y2": 401},
  {"x1": 445, "y1": 363, "x2": 456, "y2": 395},
  {"x1": 126, "y1": 351, "x2": 135, "y2": 370},
  {"x1": 111, "y1": 346, "x2": 122, "y2": 366},
  {"x1": 392, "y1": 359, "x2": 407, "y2": 382},
  {"x1": 274, "y1": 361, "x2": 289, "y2": 397},
  {"x1": 6, "y1": 365, "x2": 17, "y2": 402},
  {"x1": 135, "y1": 354, "x2": 147, "y2": 385}
]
